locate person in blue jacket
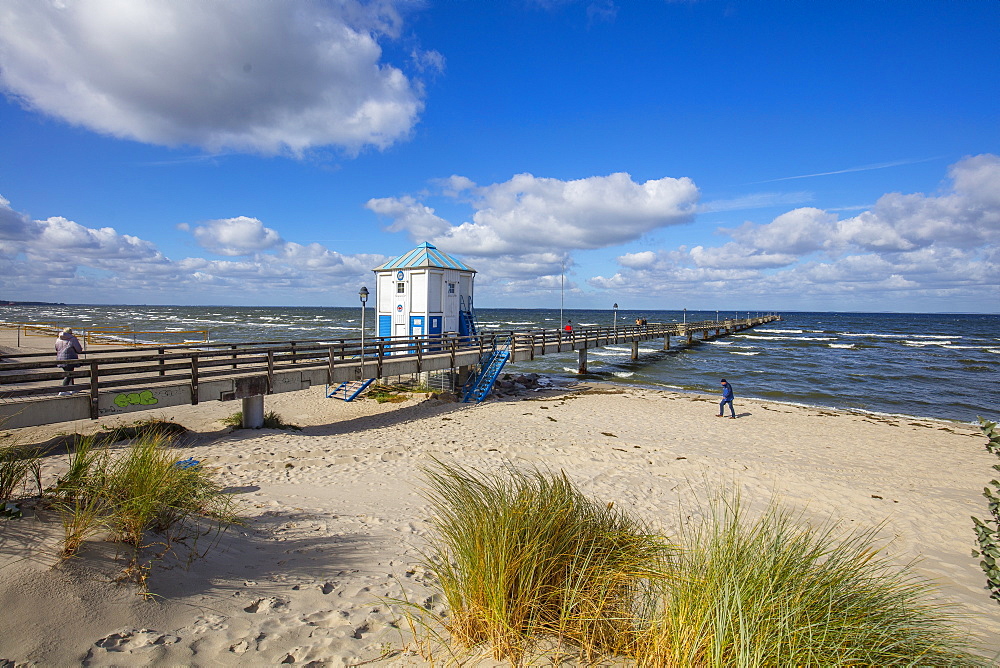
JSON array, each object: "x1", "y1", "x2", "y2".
[{"x1": 717, "y1": 378, "x2": 736, "y2": 418}]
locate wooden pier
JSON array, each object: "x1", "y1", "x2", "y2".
[{"x1": 0, "y1": 315, "x2": 779, "y2": 429}]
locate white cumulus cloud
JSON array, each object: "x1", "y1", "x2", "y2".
[
  {"x1": 590, "y1": 154, "x2": 1000, "y2": 309},
  {"x1": 369, "y1": 171, "x2": 699, "y2": 256},
  {"x1": 0, "y1": 196, "x2": 387, "y2": 302},
  {"x1": 190, "y1": 217, "x2": 284, "y2": 256},
  {"x1": 0, "y1": 0, "x2": 425, "y2": 156}
]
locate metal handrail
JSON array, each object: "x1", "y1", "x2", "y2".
[{"x1": 1, "y1": 318, "x2": 777, "y2": 400}]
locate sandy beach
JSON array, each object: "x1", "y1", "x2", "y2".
[{"x1": 2, "y1": 340, "x2": 1000, "y2": 663}]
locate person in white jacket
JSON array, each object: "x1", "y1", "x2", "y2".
[{"x1": 54, "y1": 327, "x2": 83, "y2": 392}]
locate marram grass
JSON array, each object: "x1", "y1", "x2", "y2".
[
  {"x1": 418, "y1": 461, "x2": 985, "y2": 666},
  {"x1": 634, "y1": 493, "x2": 983, "y2": 667},
  {"x1": 53, "y1": 434, "x2": 241, "y2": 566},
  {"x1": 420, "y1": 460, "x2": 671, "y2": 662}
]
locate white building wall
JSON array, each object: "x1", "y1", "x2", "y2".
[
  {"x1": 377, "y1": 273, "x2": 393, "y2": 314},
  {"x1": 411, "y1": 271, "x2": 428, "y2": 313},
  {"x1": 428, "y1": 272, "x2": 443, "y2": 313}
]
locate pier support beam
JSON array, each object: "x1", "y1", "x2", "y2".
[
  {"x1": 456, "y1": 365, "x2": 474, "y2": 389},
  {"x1": 241, "y1": 394, "x2": 264, "y2": 429},
  {"x1": 631, "y1": 341, "x2": 639, "y2": 361},
  {"x1": 578, "y1": 349, "x2": 588, "y2": 374},
  {"x1": 663, "y1": 334, "x2": 670, "y2": 351}
]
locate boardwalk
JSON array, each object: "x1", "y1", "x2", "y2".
[{"x1": 1, "y1": 316, "x2": 778, "y2": 429}]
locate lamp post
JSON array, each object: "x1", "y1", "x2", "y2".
[
  {"x1": 716, "y1": 310, "x2": 719, "y2": 322},
  {"x1": 613, "y1": 303, "x2": 618, "y2": 334},
  {"x1": 683, "y1": 308, "x2": 687, "y2": 326},
  {"x1": 560, "y1": 260, "x2": 565, "y2": 330},
  {"x1": 359, "y1": 286, "x2": 369, "y2": 377}
]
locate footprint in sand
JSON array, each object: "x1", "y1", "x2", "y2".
[
  {"x1": 243, "y1": 597, "x2": 290, "y2": 613},
  {"x1": 303, "y1": 609, "x2": 349, "y2": 628},
  {"x1": 93, "y1": 629, "x2": 180, "y2": 652},
  {"x1": 229, "y1": 639, "x2": 250, "y2": 655}
]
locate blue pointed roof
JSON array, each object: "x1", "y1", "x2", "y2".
[{"x1": 375, "y1": 242, "x2": 476, "y2": 272}]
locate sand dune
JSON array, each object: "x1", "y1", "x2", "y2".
[{"x1": 1, "y1": 380, "x2": 999, "y2": 664}]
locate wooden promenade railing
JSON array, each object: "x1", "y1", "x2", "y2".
[{"x1": 0, "y1": 316, "x2": 778, "y2": 428}]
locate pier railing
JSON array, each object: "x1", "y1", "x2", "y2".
[
  {"x1": 0, "y1": 317, "x2": 772, "y2": 400},
  {"x1": 0, "y1": 316, "x2": 778, "y2": 427}
]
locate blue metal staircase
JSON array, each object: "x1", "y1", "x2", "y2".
[
  {"x1": 326, "y1": 378, "x2": 375, "y2": 401},
  {"x1": 460, "y1": 310, "x2": 477, "y2": 337},
  {"x1": 459, "y1": 295, "x2": 478, "y2": 337},
  {"x1": 461, "y1": 336, "x2": 511, "y2": 403}
]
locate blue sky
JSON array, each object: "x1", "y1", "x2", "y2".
[{"x1": 0, "y1": 0, "x2": 997, "y2": 312}]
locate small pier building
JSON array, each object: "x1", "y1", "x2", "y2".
[{"x1": 373, "y1": 242, "x2": 477, "y2": 340}]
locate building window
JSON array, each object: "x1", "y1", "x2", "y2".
[
  {"x1": 397, "y1": 282, "x2": 405, "y2": 294},
  {"x1": 448, "y1": 283, "x2": 455, "y2": 294}
]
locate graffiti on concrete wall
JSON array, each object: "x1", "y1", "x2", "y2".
[{"x1": 113, "y1": 390, "x2": 159, "y2": 408}]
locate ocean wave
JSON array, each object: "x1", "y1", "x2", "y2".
[
  {"x1": 504, "y1": 321, "x2": 535, "y2": 325},
  {"x1": 839, "y1": 332, "x2": 961, "y2": 339},
  {"x1": 828, "y1": 343, "x2": 856, "y2": 349},
  {"x1": 903, "y1": 340, "x2": 952, "y2": 346},
  {"x1": 737, "y1": 334, "x2": 835, "y2": 341},
  {"x1": 612, "y1": 371, "x2": 634, "y2": 378},
  {"x1": 731, "y1": 351, "x2": 760, "y2": 356},
  {"x1": 707, "y1": 340, "x2": 734, "y2": 345},
  {"x1": 988, "y1": 349, "x2": 1000, "y2": 355},
  {"x1": 758, "y1": 329, "x2": 803, "y2": 334}
]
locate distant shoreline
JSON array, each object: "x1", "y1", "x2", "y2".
[{"x1": 0, "y1": 303, "x2": 996, "y2": 316}]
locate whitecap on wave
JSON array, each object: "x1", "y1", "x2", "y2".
[
  {"x1": 828, "y1": 343, "x2": 855, "y2": 349},
  {"x1": 730, "y1": 351, "x2": 760, "y2": 356},
  {"x1": 612, "y1": 371, "x2": 634, "y2": 378}
]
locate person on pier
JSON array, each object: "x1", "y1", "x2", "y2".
[{"x1": 55, "y1": 328, "x2": 83, "y2": 394}]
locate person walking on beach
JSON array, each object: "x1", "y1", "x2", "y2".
[
  {"x1": 717, "y1": 378, "x2": 736, "y2": 419},
  {"x1": 55, "y1": 327, "x2": 83, "y2": 394}
]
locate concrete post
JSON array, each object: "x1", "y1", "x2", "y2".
[
  {"x1": 578, "y1": 348, "x2": 588, "y2": 374},
  {"x1": 242, "y1": 394, "x2": 264, "y2": 429},
  {"x1": 456, "y1": 364, "x2": 475, "y2": 388},
  {"x1": 631, "y1": 341, "x2": 639, "y2": 360}
]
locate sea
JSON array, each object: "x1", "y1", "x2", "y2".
[{"x1": 2, "y1": 304, "x2": 997, "y2": 424}]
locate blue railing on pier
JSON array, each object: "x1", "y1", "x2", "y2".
[{"x1": 461, "y1": 335, "x2": 511, "y2": 403}]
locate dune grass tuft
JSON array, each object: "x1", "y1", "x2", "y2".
[
  {"x1": 52, "y1": 434, "x2": 241, "y2": 580},
  {"x1": 0, "y1": 442, "x2": 41, "y2": 508},
  {"x1": 637, "y1": 493, "x2": 981, "y2": 667},
  {"x1": 222, "y1": 410, "x2": 300, "y2": 430},
  {"x1": 418, "y1": 462, "x2": 984, "y2": 665},
  {"x1": 420, "y1": 459, "x2": 671, "y2": 662}
]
